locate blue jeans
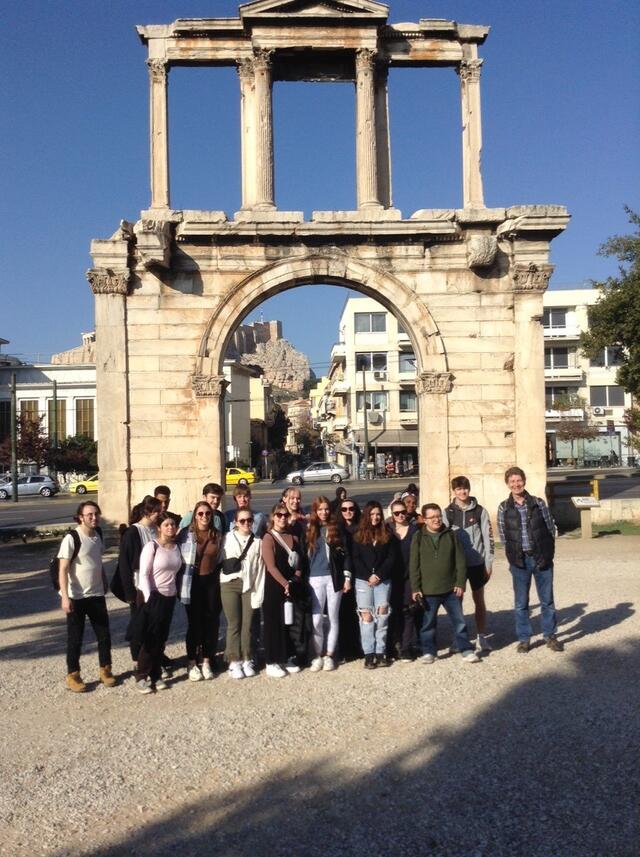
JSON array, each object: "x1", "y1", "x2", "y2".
[
  {"x1": 419, "y1": 591, "x2": 473, "y2": 656},
  {"x1": 509, "y1": 556, "x2": 557, "y2": 642},
  {"x1": 354, "y1": 579, "x2": 391, "y2": 655}
]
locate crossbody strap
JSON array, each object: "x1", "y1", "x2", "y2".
[
  {"x1": 271, "y1": 530, "x2": 294, "y2": 558},
  {"x1": 232, "y1": 532, "x2": 255, "y2": 563}
]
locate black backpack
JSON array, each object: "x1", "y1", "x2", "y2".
[{"x1": 49, "y1": 527, "x2": 103, "y2": 592}]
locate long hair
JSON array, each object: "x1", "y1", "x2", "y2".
[
  {"x1": 354, "y1": 500, "x2": 390, "y2": 545},
  {"x1": 268, "y1": 502, "x2": 289, "y2": 531},
  {"x1": 307, "y1": 496, "x2": 341, "y2": 556},
  {"x1": 188, "y1": 500, "x2": 219, "y2": 545},
  {"x1": 130, "y1": 495, "x2": 162, "y2": 525}
]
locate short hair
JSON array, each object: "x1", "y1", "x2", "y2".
[
  {"x1": 156, "y1": 512, "x2": 178, "y2": 528},
  {"x1": 202, "y1": 482, "x2": 224, "y2": 497},
  {"x1": 154, "y1": 485, "x2": 171, "y2": 497},
  {"x1": 75, "y1": 500, "x2": 101, "y2": 523},
  {"x1": 421, "y1": 502, "x2": 442, "y2": 517},
  {"x1": 451, "y1": 475, "x2": 470, "y2": 491},
  {"x1": 504, "y1": 466, "x2": 526, "y2": 484},
  {"x1": 234, "y1": 485, "x2": 251, "y2": 498}
]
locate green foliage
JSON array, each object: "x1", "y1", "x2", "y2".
[
  {"x1": 580, "y1": 208, "x2": 640, "y2": 396},
  {"x1": 0, "y1": 414, "x2": 52, "y2": 471},
  {"x1": 267, "y1": 406, "x2": 290, "y2": 451},
  {"x1": 50, "y1": 435, "x2": 97, "y2": 475},
  {"x1": 623, "y1": 407, "x2": 640, "y2": 455}
]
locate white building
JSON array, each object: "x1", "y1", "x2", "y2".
[{"x1": 543, "y1": 289, "x2": 633, "y2": 466}]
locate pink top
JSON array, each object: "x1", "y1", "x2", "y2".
[{"x1": 139, "y1": 541, "x2": 182, "y2": 601}]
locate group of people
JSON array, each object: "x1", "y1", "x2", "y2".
[{"x1": 57, "y1": 466, "x2": 563, "y2": 694}]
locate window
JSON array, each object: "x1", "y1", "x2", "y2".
[
  {"x1": 399, "y1": 390, "x2": 417, "y2": 411},
  {"x1": 399, "y1": 351, "x2": 416, "y2": 373},
  {"x1": 543, "y1": 308, "x2": 567, "y2": 329},
  {"x1": 355, "y1": 352, "x2": 387, "y2": 371},
  {"x1": 589, "y1": 386, "x2": 625, "y2": 407},
  {"x1": 356, "y1": 391, "x2": 388, "y2": 412},
  {"x1": 397, "y1": 322, "x2": 408, "y2": 336},
  {"x1": 544, "y1": 347, "x2": 569, "y2": 369},
  {"x1": 590, "y1": 346, "x2": 624, "y2": 367},
  {"x1": 20, "y1": 400, "x2": 39, "y2": 424},
  {"x1": 47, "y1": 399, "x2": 66, "y2": 440},
  {"x1": 0, "y1": 400, "x2": 9, "y2": 441},
  {"x1": 354, "y1": 312, "x2": 386, "y2": 333},
  {"x1": 545, "y1": 387, "x2": 569, "y2": 409},
  {"x1": 75, "y1": 399, "x2": 95, "y2": 438}
]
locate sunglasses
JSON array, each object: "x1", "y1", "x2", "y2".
[
  {"x1": 196, "y1": 511, "x2": 212, "y2": 518},
  {"x1": 274, "y1": 512, "x2": 288, "y2": 518},
  {"x1": 392, "y1": 510, "x2": 407, "y2": 517},
  {"x1": 238, "y1": 517, "x2": 254, "y2": 524},
  {"x1": 341, "y1": 506, "x2": 355, "y2": 512}
]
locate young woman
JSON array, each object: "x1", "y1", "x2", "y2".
[
  {"x1": 329, "y1": 486, "x2": 347, "y2": 517},
  {"x1": 351, "y1": 501, "x2": 398, "y2": 669},
  {"x1": 261, "y1": 502, "x2": 304, "y2": 678},
  {"x1": 136, "y1": 513, "x2": 183, "y2": 694},
  {"x1": 306, "y1": 497, "x2": 351, "y2": 673},
  {"x1": 178, "y1": 501, "x2": 221, "y2": 682},
  {"x1": 219, "y1": 508, "x2": 265, "y2": 679},
  {"x1": 388, "y1": 500, "x2": 421, "y2": 661},
  {"x1": 336, "y1": 498, "x2": 362, "y2": 661}
]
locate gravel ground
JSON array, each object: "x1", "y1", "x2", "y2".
[{"x1": 0, "y1": 535, "x2": 638, "y2": 857}]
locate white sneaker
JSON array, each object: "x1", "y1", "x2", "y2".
[
  {"x1": 448, "y1": 645, "x2": 459, "y2": 655},
  {"x1": 201, "y1": 661, "x2": 214, "y2": 680},
  {"x1": 310, "y1": 657, "x2": 324, "y2": 672},
  {"x1": 228, "y1": 661, "x2": 244, "y2": 680},
  {"x1": 136, "y1": 678, "x2": 153, "y2": 694},
  {"x1": 285, "y1": 657, "x2": 301, "y2": 674},
  {"x1": 420, "y1": 653, "x2": 436, "y2": 664},
  {"x1": 323, "y1": 656, "x2": 336, "y2": 672},
  {"x1": 462, "y1": 650, "x2": 481, "y2": 664},
  {"x1": 475, "y1": 634, "x2": 492, "y2": 652},
  {"x1": 266, "y1": 663, "x2": 287, "y2": 678},
  {"x1": 188, "y1": 664, "x2": 203, "y2": 682},
  {"x1": 154, "y1": 678, "x2": 169, "y2": 691},
  {"x1": 242, "y1": 660, "x2": 256, "y2": 678}
]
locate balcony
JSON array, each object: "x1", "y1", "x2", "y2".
[
  {"x1": 330, "y1": 379, "x2": 350, "y2": 395},
  {"x1": 543, "y1": 325, "x2": 581, "y2": 340},
  {"x1": 330, "y1": 342, "x2": 346, "y2": 362},
  {"x1": 544, "y1": 366, "x2": 583, "y2": 382},
  {"x1": 331, "y1": 415, "x2": 350, "y2": 430},
  {"x1": 399, "y1": 412, "x2": 418, "y2": 424},
  {"x1": 545, "y1": 408, "x2": 585, "y2": 421}
]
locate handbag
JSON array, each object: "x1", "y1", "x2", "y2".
[{"x1": 222, "y1": 534, "x2": 254, "y2": 575}]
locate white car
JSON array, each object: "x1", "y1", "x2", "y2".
[{"x1": 286, "y1": 462, "x2": 350, "y2": 485}]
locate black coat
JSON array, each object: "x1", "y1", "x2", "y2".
[
  {"x1": 350, "y1": 535, "x2": 398, "y2": 582},
  {"x1": 501, "y1": 492, "x2": 555, "y2": 570}
]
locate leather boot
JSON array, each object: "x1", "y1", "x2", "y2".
[
  {"x1": 99, "y1": 665, "x2": 117, "y2": 687},
  {"x1": 66, "y1": 671, "x2": 87, "y2": 693}
]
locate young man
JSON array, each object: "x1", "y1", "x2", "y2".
[
  {"x1": 154, "y1": 485, "x2": 182, "y2": 528},
  {"x1": 225, "y1": 485, "x2": 267, "y2": 537},
  {"x1": 58, "y1": 501, "x2": 117, "y2": 692},
  {"x1": 443, "y1": 476, "x2": 494, "y2": 652},
  {"x1": 180, "y1": 483, "x2": 227, "y2": 534},
  {"x1": 409, "y1": 503, "x2": 480, "y2": 665},
  {"x1": 497, "y1": 467, "x2": 563, "y2": 653}
]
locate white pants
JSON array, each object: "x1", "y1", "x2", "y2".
[{"x1": 309, "y1": 575, "x2": 342, "y2": 657}]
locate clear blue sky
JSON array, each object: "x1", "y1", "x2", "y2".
[{"x1": 2, "y1": 1, "x2": 638, "y2": 376}]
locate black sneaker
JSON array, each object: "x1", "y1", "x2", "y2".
[
  {"x1": 516, "y1": 641, "x2": 530, "y2": 654},
  {"x1": 363, "y1": 654, "x2": 377, "y2": 670},
  {"x1": 399, "y1": 649, "x2": 414, "y2": 662},
  {"x1": 545, "y1": 635, "x2": 564, "y2": 652},
  {"x1": 376, "y1": 654, "x2": 392, "y2": 667}
]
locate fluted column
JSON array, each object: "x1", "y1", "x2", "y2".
[
  {"x1": 147, "y1": 58, "x2": 170, "y2": 210},
  {"x1": 355, "y1": 48, "x2": 381, "y2": 209},
  {"x1": 237, "y1": 58, "x2": 257, "y2": 209},
  {"x1": 458, "y1": 58, "x2": 485, "y2": 209},
  {"x1": 374, "y1": 60, "x2": 392, "y2": 208},
  {"x1": 253, "y1": 49, "x2": 275, "y2": 210}
]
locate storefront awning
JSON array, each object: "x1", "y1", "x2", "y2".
[{"x1": 354, "y1": 429, "x2": 418, "y2": 446}]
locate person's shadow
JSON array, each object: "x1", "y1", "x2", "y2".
[{"x1": 559, "y1": 602, "x2": 635, "y2": 644}]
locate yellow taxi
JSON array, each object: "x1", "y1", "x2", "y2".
[
  {"x1": 225, "y1": 467, "x2": 258, "y2": 488},
  {"x1": 68, "y1": 474, "x2": 100, "y2": 494}
]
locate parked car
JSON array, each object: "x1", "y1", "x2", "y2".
[
  {"x1": 68, "y1": 474, "x2": 100, "y2": 494},
  {"x1": 286, "y1": 462, "x2": 350, "y2": 485},
  {"x1": 225, "y1": 467, "x2": 259, "y2": 487},
  {"x1": 0, "y1": 475, "x2": 60, "y2": 500}
]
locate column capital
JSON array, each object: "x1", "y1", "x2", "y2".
[
  {"x1": 237, "y1": 57, "x2": 255, "y2": 81},
  {"x1": 416, "y1": 371, "x2": 454, "y2": 395},
  {"x1": 356, "y1": 48, "x2": 376, "y2": 72},
  {"x1": 512, "y1": 262, "x2": 554, "y2": 292},
  {"x1": 86, "y1": 268, "x2": 129, "y2": 296},
  {"x1": 192, "y1": 374, "x2": 229, "y2": 399},
  {"x1": 146, "y1": 58, "x2": 168, "y2": 84},
  {"x1": 253, "y1": 48, "x2": 274, "y2": 71},
  {"x1": 458, "y1": 58, "x2": 483, "y2": 83}
]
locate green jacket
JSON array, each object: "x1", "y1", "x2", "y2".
[{"x1": 409, "y1": 527, "x2": 467, "y2": 595}]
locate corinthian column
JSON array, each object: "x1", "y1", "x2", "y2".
[
  {"x1": 458, "y1": 58, "x2": 485, "y2": 209},
  {"x1": 237, "y1": 58, "x2": 256, "y2": 209},
  {"x1": 147, "y1": 58, "x2": 170, "y2": 210},
  {"x1": 252, "y1": 49, "x2": 275, "y2": 210},
  {"x1": 375, "y1": 61, "x2": 392, "y2": 209},
  {"x1": 355, "y1": 49, "x2": 381, "y2": 209},
  {"x1": 193, "y1": 374, "x2": 229, "y2": 485}
]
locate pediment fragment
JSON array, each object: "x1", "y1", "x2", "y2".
[{"x1": 240, "y1": 0, "x2": 389, "y2": 20}]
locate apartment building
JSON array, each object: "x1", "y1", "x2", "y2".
[{"x1": 543, "y1": 289, "x2": 632, "y2": 465}]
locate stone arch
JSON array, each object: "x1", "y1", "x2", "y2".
[{"x1": 193, "y1": 252, "x2": 452, "y2": 501}]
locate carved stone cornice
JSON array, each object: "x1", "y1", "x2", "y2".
[
  {"x1": 416, "y1": 371, "x2": 454, "y2": 395},
  {"x1": 86, "y1": 268, "x2": 129, "y2": 296},
  {"x1": 147, "y1": 58, "x2": 168, "y2": 84},
  {"x1": 512, "y1": 262, "x2": 554, "y2": 292},
  {"x1": 356, "y1": 48, "x2": 376, "y2": 73},
  {"x1": 133, "y1": 219, "x2": 172, "y2": 269},
  {"x1": 458, "y1": 59, "x2": 483, "y2": 83},
  {"x1": 467, "y1": 235, "x2": 498, "y2": 269},
  {"x1": 192, "y1": 374, "x2": 229, "y2": 399}
]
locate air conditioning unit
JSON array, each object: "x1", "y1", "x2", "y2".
[
  {"x1": 368, "y1": 411, "x2": 383, "y2": 425},
  {"x1": 592, "y1": 407, "x2": 605, "y2": 416},
  {"x1": 373, "y1": 371, "x2": 387, "y2": 381}
]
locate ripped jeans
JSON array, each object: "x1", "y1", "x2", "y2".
[{"x1": 354, "y1": 579, "x2": 391, "y2": 656}]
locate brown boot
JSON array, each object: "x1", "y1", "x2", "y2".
[
  {"x1": 66, "y1": 671, "x2": 87, "y2": 693},
  {"x1": 99, "y1": 665, "x2": 117, "y2": 688}
]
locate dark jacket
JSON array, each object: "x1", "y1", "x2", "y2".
[
  {"x1": 409, "y1": 526, "x2": 467, "y2": 595},
  {"x1": 499, "y1": 492, "x2": 555, "y2": 570},
  {"x1": 351, "y1": 534, "x2": 397, "y2": 582},
  {"x1": 116, "y1": 525, "x2": 143, "y2": 602},
  {"x1": 390, "y1": 521, "x2": 419, "y2": 580}
]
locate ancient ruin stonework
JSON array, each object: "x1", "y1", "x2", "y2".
[{"x1": 90, "y1": 0, "x2": 569, "y2": 525}]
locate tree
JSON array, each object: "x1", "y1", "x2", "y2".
[
  {"x1": 552, "y1": 393, "x2": 599, "y2": 464},
  {"x1": 623, "y1": 407, "x2": 640, "y2": 458},
  {"x1": 0, "y1": 414, "x2": 52, "y2": 471},
  {"x1": 580, "y1": 207, "x2": 640, "y2": 396},
  {"x1": 267, "y1": 406, "x2": 289, "y2": 451},
  {"x1": 50, "y1": 435, "x2": 98, "y2": 476}
]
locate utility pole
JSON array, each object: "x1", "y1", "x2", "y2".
[
  {"x1": 360, "y1": 361, "x2": 369, "y2": 480},
  {"x1": 10, "y1": 372, "x2": 18, "y2": 503},
  {"x1": 51, "y1": 379, "x2": 58, "y2": 480}
]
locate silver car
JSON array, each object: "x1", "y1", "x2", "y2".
[
  {"x1": 286, "y1": 462, "x2": 350, "y2": 485},
  {"x1": 0, "y1": 475, "x2": 60, "y2": 499}
]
